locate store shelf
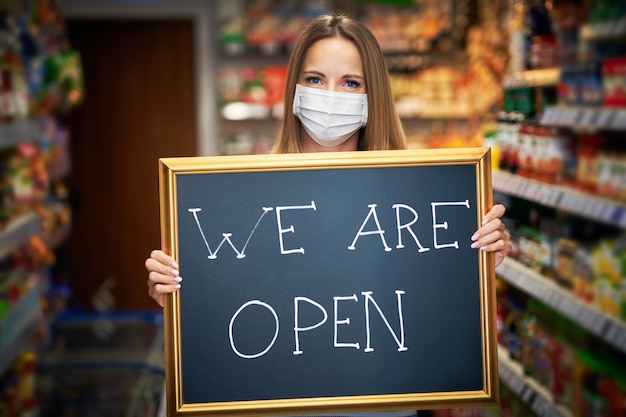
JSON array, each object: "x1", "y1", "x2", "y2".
[
  {"x1": 540, "y1": 105, "x2": 626, "y2": 132},
  {"x1": 497, "y1": 257, "x2": 626, "y2": 354},
  {"x1": 503, "y1": 68, "x2": 561, "y2": 88},
  {"x1": 498, "y1": 346, "x2": 572, "y2": 417},
  {"x1": 395, "y1": 96, "x2": 497, "y2": 119},
  {"x1": 0, "y1": 282, "x2": 43, "y2": 376},
  {"x1": 0, "y1": 212, "x2": 41, "y2": 260},
  {"x1": 580, "y1": 17, "x2": 626, "y2": 41},
  {"x1": 493, "y1": 170, "x2": 626, "y2": 229},
  {"x1": 0, "y1": 119, "x2": 42, "y2": 150}
]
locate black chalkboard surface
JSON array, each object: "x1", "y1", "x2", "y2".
[{"x1": 158, "y1": 148, "x2": 499, "y2": 416}]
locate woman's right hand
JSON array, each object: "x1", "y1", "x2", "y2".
[{"x1": 145, "y1": 249, "x2": 182, "y2": 307}]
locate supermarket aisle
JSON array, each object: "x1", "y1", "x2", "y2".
[{"x1": 2, "y1": 0, "x2": 626, "y2": 416}]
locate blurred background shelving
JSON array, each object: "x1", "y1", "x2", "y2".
[
  {"x1": 479, "y1": 0, "x2": 626, "y2": 416},
  {"x1": 215, "y1": 0, "x2": 510, "y2": 154},
  {"x1": 0, "y1": 0, "x2": 624, "y2": 416}
]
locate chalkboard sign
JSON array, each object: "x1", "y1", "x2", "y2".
[{"x1": 158, "y1": 148, "x2": 499, "y2": 416}]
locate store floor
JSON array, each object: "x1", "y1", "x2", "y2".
[{"x1": 36, "y1": 312, "x2": 165, "y2": 417}]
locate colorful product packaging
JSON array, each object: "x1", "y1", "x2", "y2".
[{"x1": 602, "y1": 57, "x2": 626, "y2": 107}]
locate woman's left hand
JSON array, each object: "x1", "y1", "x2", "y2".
[{"x1": 471, "y1": 204, "x2": 513, "y2": 267}]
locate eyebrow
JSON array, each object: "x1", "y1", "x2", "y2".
[{"x1": 301, "y1": 70, "x2": 365, "y2": 80}]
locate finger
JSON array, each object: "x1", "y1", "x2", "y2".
[
  {"x1": 145, "y1": 257, "x2": 180, "y2": 279},
  {"x1": 481, "y1": 204, "x2": 506, "y2": 225},
  {"x1": 148, "y1": 270, "x2": 182, "y2": 287},
  {"x1": 148, "y1": 279, "x2": 180, "y2": 309},
  {"x1": 149, "y1": 282, "x2": 180, "y2": 296},
  {"x1": 150, "y1": 249, "x2": 179, "y2": 269},
  {"x1": 472, "y1": 229, "x2": 508, "y2": 251},
  {"x1": 472, "y1": 218, "x2": 503, "y2": 242},
  {"x1": 148, "y1": 285, "x2": 173, "y2": 308}
]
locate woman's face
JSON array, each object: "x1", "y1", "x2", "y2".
[{"x1": 298, "y1": 36, "x2": 365, "y2": 152}]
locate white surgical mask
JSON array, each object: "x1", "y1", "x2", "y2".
[{"x1": 293, "y1": 84, "x2": 368, "y2": 148}]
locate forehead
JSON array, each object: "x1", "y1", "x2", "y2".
[{"x1": 302, "y1": 37, "x2": 363, "y2": 73}]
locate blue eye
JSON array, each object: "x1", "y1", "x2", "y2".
[
  {"x1": 345, "y1": 80, "x2": 361, "y2": 88},
  {"x1": 306, "y1": 77, "x2": 322, "y2": 85}
]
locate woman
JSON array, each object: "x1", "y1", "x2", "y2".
[{"x1": 146, "y1": 13, "x2": 512, "y2": 417}]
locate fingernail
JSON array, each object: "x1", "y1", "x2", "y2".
[
  {"x1": 174, "y1": 276, "x2": 182, "y2": 283},
  {"x1": 171, "y1": 261, "x2": 179, "y2": 269},
  {"x1": 471, "y1": 233, "x2": 479, "y2": 241},
  {"x1": 482, "y1": 217, "x2": 490, "y2": 225},
  {"x1": 173, "y1": 284, "x2": 181, "y2": 289},
  {"x1": 480, "y1": 246, "x2": 488, "y2": 251},
  {"x1": 170, "y1": 269, "x2": 180, "y2": 276},
  {"x1": 471, "y1": 241, "x2": 479, "y2": 249}
]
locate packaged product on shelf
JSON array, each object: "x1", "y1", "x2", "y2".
[
  {"x1": 598, "y1": 135, "x2": 626, "y2": 201},
  {"x1": 602, "y1": 56, "x2": 626, "y2": 107},
  {"x1": 572, "y1": 245, "x2": 595, "y2": 304},
  {"x1": 561, "y1": 130, "x2": 579, "y2": 187},
  {"x1": 520, "y1": 313, "x2": 540, "y2": 378},
  {"x1": 538, "y1": 217, "x2": 562, "y2": 278},
  {"x1": 573, "y1": 348, "x2": 626, "y2": 417},
  {"x1": 219, "y1": 16, "x2": 246, "y2": 55},
  {"x1": 219, "y1": 65, "x2": 287, "y2": 116},
  {"x1": 497, "y1": 122, "x2": 570, "y2": 183},
  {"x1": 529, "y1": 34, "x2": 558, "y2": 70},
  {"x1": 558, "y1": 63, "x2": 579, "y2": 105},
  {"x1": 592, "y1": 236, "x2": 625, "y2": 319},
  {"x1": 498, "y1": 287, "x2": 626, "y2": 416},
  {"x1": 220, "y1": 2, "x2": 326, "y2": 56},
  {"x1": 617, "y1": 155, "x2": 626, "y2": 202},
  {"x1": 495, "y1": 118, "x2": 521, "y2": 173},
  {"x1": 0, "y1": 13, "x2": 30, "y2": 123},
  {"x1": 515, "y1": 87, "x2": 535, "y2": 117},
  {"x1": 246, "y1": 12, "x2": 282, "y2": 55},
  {"x1": 516, "y1": 122, "x2": 539, "y2": 179},
  {"x1": 535, "y1": 126, "x2": 572, "y2": 184},
  {"x1": 556, "y1": 237, "x2": 578, "y2": 290},
  {"x1": 14, "y1": 351, "x2": 36, "y2": 412},
  {"x1": 576, "y1": 133, "x2": 604, "y2": 193},
  {"x1": 581, "y1": 61, "x2": 604, "y2": 106},
  {"x1": 550, "y1": 332, "x2": 577, "y2": 409},
  {"x1": 526, "y1": 3, "x2": 556, "y2": 64},
  {"x1": 515, "y1": 225, "x2": 542, "y2": 272},
  {"x1": 262, "y1": 65, "x2": 287, "y2": 109},
  {"x1": 0, "y1": 271, "x2": 21, "y2": 319},
  {"x1": 596, "y1": 151, "x2": 623, "y2": 200}
]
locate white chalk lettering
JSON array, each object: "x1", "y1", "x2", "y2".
[
  {"x1": 230, "y1": 291, "x2": 408, "y2": 358},
  {"x1": 392, "y1": 203, "x2": 430, "y2": 253},
  {"x1": 431, "y1": 200, "x2": 471, "y2": 249},
  {"x1": 362, "y1": 290, "x2": 407, "y2": 353},
  {"x1": 276, "y1": 201, "x2": 317, "y2": 255},
  {"x1": 229, "y1": 300, "x2": 279, "y2": 359},
  {"x1": 190, "y1": 199, "x2": 472, "y2": 259},
  {"x1": 188, "y1": 207, "x2": 273, "y2": 259},
  {"x1": 293, "y1": 296, "x2": 328, "y2": 355},
  {"x1": 334, "y1": 295, "x2": 360, "y2": 350},
  {"x1": 348, "y1": 204, "x2": 392, "y2": 252}
]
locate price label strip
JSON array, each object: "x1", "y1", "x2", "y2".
[
  {"x1": 595, "y1": 108, "x2": 614, "y2": 127},
  {"x1": 611, "y1": 109, "x2": 626, "y2": 130},
  {"x1": 577, "y1": 108, "x2": 597, "y2": 127}
]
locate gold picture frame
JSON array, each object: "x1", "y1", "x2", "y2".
[{"x1": 159, "y1": 148, "x2": 499, "y2": 416}]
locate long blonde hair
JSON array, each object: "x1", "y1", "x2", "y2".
[{"x1": 272, "y1": 14, "x2": 406, "y2": 154}]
